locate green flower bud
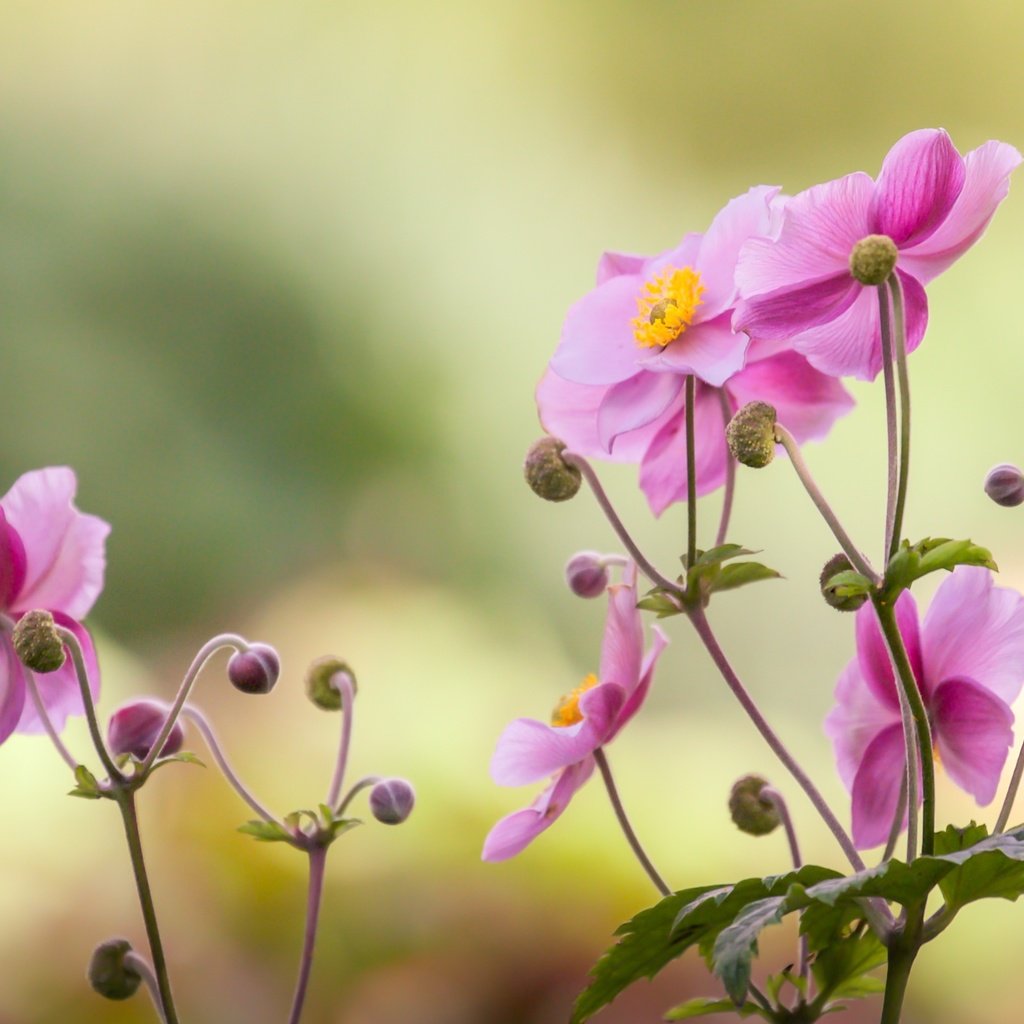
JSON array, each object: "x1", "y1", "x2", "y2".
[
  {"x1": 849, "y1": 234, "x2": 898, "y2": 286},
  {"x1": 11, "y1": 610, "x2": 66, "y2": 673},
  {"x1": 726, "y1": 402, "x2": 777, "y2": 468},
  {"x1": 728, "y1": 774, "x2": 781, "y2": 836},
  {"x1": 305, "y1": 656, "x2": 356, "y2": 711},
  {"x1": 819, "y1": 552, "x2": 869, "y2": 612},
  {"x1": 87, "y1": 938, "x2": 141, "y2": 1001},
  {"x1": 523, "y1": 437, "x2": 581, "y2": 501}
]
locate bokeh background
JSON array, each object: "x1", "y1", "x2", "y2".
[{"x1": 2, "y1": 2, "x2": 1023, "y2": 1021}]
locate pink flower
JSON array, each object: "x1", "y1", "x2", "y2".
[
  {"x1": 825, "y1": 567, "x2": 1024, "y2": 849},
  {"x1": 735, "y1": 129, "x2": 1022, "y2": 381},
  {"x1": 482, "y1": 566, "x2": 668, "y2": 861},
  {"x1": 538, "y1": 339, "x2": 853, "y2": 516},
  {"x1": 0, "y1": 468, "x2": 109, "y2": 743}
]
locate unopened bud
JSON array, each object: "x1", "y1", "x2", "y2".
[
  {"x1": 87, "y1": 938, "x2": 141, "y2": 1001},
  {"x1": 728, "y1": 774, "x2": 781, "y2": 836},
  {"x1": 305, "y1": 656, "x2": 356, "y2": 711},
  {"x1": 370, "y1": 778, "x2": 416, "y2": 824},
  {"x1": 849, "y1": 234, "x2": 898, "y2": 286},
  {"x1": 11, "y1": 610, "x2": 65, "y2": 673},
  {"x1": 524, "y1": 437, "x2": 581, "y2": 502},
  {"x1": 819, "y1": 553, "x2": 869, "y2": 612},
  {"x1": 108, "y1": 700, "x2": 185, "y2": 761},
  {"x1": 984, "y1": 464, "x2": 1024, "y2": 508},
  {"x1": 726, "y1": 402, "x2": 777, "y2": 468},
  {"x1": 565, "y1": 551, "x2": 609, "y2": 598},
  {"x1": 228, "y1": 643, "x2": 281, "y2": 695}
]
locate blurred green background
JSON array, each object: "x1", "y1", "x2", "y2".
[{"x1": 2, "y1": 2, "x2": 1024, "y2": 1021}]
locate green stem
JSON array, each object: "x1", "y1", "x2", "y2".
[
  {"x1": 877, "y1": 284, "x2": 899, "y2": 560},
  {"x1": 879, "y1": 904, "x2": 923, "y2": 1024},
  {"x1": 715, "y1": 389, "x2": 736, "y2": 547},
  {"x1": 115, "y1": 790, "x2": 180, "y2": 1024},
  {"x1": 889, "y1": 274, "x2": 912, "y2": 561},
  {"x1": 686, "y1": 374, "x2": 697, "y2": 567}
]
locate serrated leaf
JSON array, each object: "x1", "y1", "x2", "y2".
[
  {"x1": 712, "y1": 894, "x2": 790, "y2": 1001},
  {"x1": 237, "y1": 819, "x2": 294, "y2": 843},
  {"x1": 637, "y1": 591, "x2": 686, "y2": 618},
  {"x1": 707, "y1": 562, "x2": 781, "y2": 594},
  {"x1": 150, "y1": 750, "x2": 206, "y2": 773},
  {"x1": 811, "y1": 929, "x2": 886, "y2": 1002},
  {"x1": 694, "y1": 545, "x2": 757, "y2": 567},
  {"x1": 664, "y1": 997, "x2": 769, "y2": 1020},
  {"x1": 884, "y1": 536, "x2": 997, "y2": 597}
]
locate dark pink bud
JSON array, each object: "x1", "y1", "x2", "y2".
[
  {"x1": 984, "y1": 464, "x2": 1024, "y2": 507},
  {"x1": 228, "y1": 643, "x2": 280, "y2": 695},
  {"x1": 107, "y1": 701, "x2": 184, "y2": 761},
  {"x1": 369, "y1": 778, "x2": 415, "y2": 825},
  {"x1": 565, "y1": 551, "x2": 609, "y2": 599}
]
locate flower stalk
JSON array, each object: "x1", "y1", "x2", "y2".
[{"x1": 287, "y1": 846, "x2": 328, "y2": 1024}]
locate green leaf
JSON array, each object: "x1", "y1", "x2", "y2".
[
  {"x1": 149, "y1": 750, "x2": 206, "y2": 774},
  {"x1": 931, "y1": 826, "x2": 1024, "y2": 910},
  {"x1": 637, "y1": 591, "x2": 686, "y2": 619},
  {"x1": 811, "y1": 928, "x2": 886, "y2": 1002},
  {"x1": 821, "y1": 569, "x2": 873, "y2": 602},
  {"x1": 665, "y1": 997, "x2": 769, "y2": 1020},
  {"x1": 68, "y1": 764, "x2": 103, "y2": 799},
  {"x1": 883, "y1": 537, "x2": 997, "y2": 598},
  {"x1": 327, "y1": 816, "x2": 361, "y2": 838},
  {"x1": 712, "y1": 894, "x2": 790, "y2": 1001},
  {"x1": 237, "y1": 819, "x2": 294, "y2": 843},
  {"x1": 707, "y1": 562, "x2": 781, "y2": 594},
  {"x1": 693, "y1": 545, "x2": 757, "y2": 567}
]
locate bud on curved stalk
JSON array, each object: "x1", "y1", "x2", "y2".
[
  {"x1": 848, "y1": 234, "x2": 898, "y2": 285},
  {"x1": 728, "y1": 774, "x2": 781, "y2": 836},
  {"x1": 726, "y1": 402, "x2": 777, "y2": 468},
  {"x1": 565, "y1": 551, "x2": 610, "y2": 598},
  {"x1": 11, "y1": 610, "x2": 65, "y2": 673},
  {"x1": 984, "y1": 464, "x2": 1024, "y2": 507},
  {"x1": 523, "y1": 437, "x2": 582, "y2": 501},
  {"x1": 87, "y1": 938, "x2": 142, "y2": 1001},
  {"x1": 227, "y1": 643, "x2": 281, "y2": 695},
  {"x1": 369, "y1": 778, "x2": 416, "y2": 824},
  {"x1": 819, "y1": 553, "x2": 869, "y2": 612},
  {"x1": 305, "y1": 656, "x2": 356, "y2": 711},
  {"x1": 108, "y1": 700, "x2": 186, "y2": 761}
]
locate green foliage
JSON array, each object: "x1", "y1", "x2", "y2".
[
  {"x1": 883, "y1": 537, "x2": 996, "y2": 599},
  {"x1": 665, "y1": 997, "x2": 770, "y2": 1020},
  {"x1": 68, "y1": 764, "x2": 103, "y2": 800},
  {"x1": 239, "y1": 806, "x2": 360, "y2": 847},
  {"x1": 820, "y1": 568, "x2": 873, "y2": 606}
]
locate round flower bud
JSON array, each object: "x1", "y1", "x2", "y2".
[
  {"x1": 87, "y1": 938, "x2": 141, "y2": 1001},
  {"x1": 305, "y1": 656, "x2": 356, "y2": 711},
  {"x1": 228, "y1": 643, "x2": 281, "y2": 695},
  {"x1": 728, "y1": 774, "x2": 781, "y2": 836},
  {"x1": 524, "y1": 437, "x2": 581, "y2": 502},
  {"x1": 370, "y1": 778, "x2": 416, "y2": 825},
  {"x1": 819, "y1": 552, "x2": 869, "y2": 612},
  {"x1": 11, "y1": 610, "x2": 65, "y2": 673},
  {"x1": 984, "y1": 464, "x2": 1024, "y2": 508},
  {"x1": 726, "y1": 402, "x2": 778, "y2": 468},
  {"x1": 848, "y1": 234, "x2": 898, "y2": 286},
  {"x1": 108, "y1": 700, "x2": 185, "y2": 761},
  {"x1": 565, "y1": 551, "x2": 609, "y2": 599}
]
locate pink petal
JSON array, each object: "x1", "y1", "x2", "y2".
[
  {"x1": 869, "y1": 129, "x2": 966, "y2": 247},
  {"x1": 855, "y1": 592, "x2": 925, "y2": 708},
  {"x1": 15, "y1": 613, "x2": 101, "y2": 735},
  {"x1": 490, "y1": 682, "x2": 627, "y2": 786},
  {"x1": 1, "y1": 467, "x2": 110, "y2": 620},
  {"x1": 931, "y1": 677, "x2": 1014, "y2": 805},
  {"x1": 790, "y1": 286, "x2": 883, "y2": 382},
  {"x1": 0, "y1": 508, "x2": 27, "y2": 610},
  {"x1": 900, "y1": 140, "x2": 1023, "y2": 284},
  {"x1": 895, "y1": 270, "x2": 929, "y2": 363},
  {"x1": 851, "y1": 724, "x2": 911, "y2": 849},
  {"x1": 608, "y1": 625, "x2": 669, "y2": 741},
  {"x1": 597, "y1": 251, "x2": 647, "y2": 285},
  {"x1": 639, "y1": 314, "x2": 750, "y2": 387},
  {"x1": 0, "y1": 636, "x2": 27, "y2": 745},
  {"x1": 597, "y1": 372, "x2": 684, "y2": 451},
  {"x1": 481, "y1": 759, "x2": 595, "y2": 861},
  {"x1": 598, "y1": 579, "x2": 643, "y2": 693},
  {"x1": 733, "y1": 273, "x2": 860, "y2": 342},
  {"x1": 921, "y1": 566, "x2": 1024, "y2": 706}
]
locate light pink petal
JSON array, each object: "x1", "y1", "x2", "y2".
[
  {"x1": 899, "y1": 140, "x2": 1022, "y2": 284},
  {"x1": 608, "y1": 625, "x2": 669, "y2": 741},
  {"x1": 645, "y1": 233, "x2": 703, "y2": 276},
  {"x1": 921, "y1": 566, "x2": 1024, "y2": 705},
  {"x1": 695, "y1": 186, "x2": 781, "y2": 320},
  {"x1": 869, "y1": 129, "x2": 966, "y2": 246},
  {"x1": 1, "y1": 467, "x2": 110, "y2": 619},
  {"x1": 855, "y1": 592, "x2": 924, "y2": 708},
  {"x1": 598, "y1": 580, "x2": 643, "y2": 692},
  {"x1": 597, "y1": 251, "x2": 647, "y2": 285},
  {"x1": 638, "y1": 384, "x2": 729, "y2": 515},
  {"x1": 791, "y1": 286, "x2": 883, "y2": 382},
  {"x1": 931, "y1": 677, "x2": 1014, "y2": 805},
  {"x1": 0, "y1": 637, "x2": 27, "y2": 745},
  {"x1": 727, "y1": 350, "x2": 854, "y2": 443},
  {"x1": 597, "y1": 372, "x2": 684, "y2": 451},
  {"x1": 490, "y1": 682, "x2": 627, "y2": 786},
  {"x1": 550, "y1": 273, "x2": 648, "y2": 387},
  {"x1": 0, "y1": 508, "x2": 27, "y2": 610},
  {"x1": 851, "y1": 724, "x2": 911, "y2": 849},
  {"x1": 733, "y1": 273, "x2": 860, "y2": 342},
  {"x1": 481, "y1": 759, "x2": 595, "y2": 861},
  {"x1": 15, "y1": 613, "x2": 101, "y2": 735},
  {"x1": 639, "y1": 314, "x2": 750, "y2": 387}
]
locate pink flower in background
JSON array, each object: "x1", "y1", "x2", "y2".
[
  {"x1": 735, "y1": 129, "x2": 1021, "y2": 381},
  {"x1": 482, "y1": 565, "x2": 668, "y2": 861},
  {"x1": 0, "y1": 468, "x2": 109, "y2": 743},
  {"x1": 538, "y1": 339, "x2": 853, "y2": 515},
  {"x1": 825, "y1": 567, "x2": 1024, "y2": 849}
]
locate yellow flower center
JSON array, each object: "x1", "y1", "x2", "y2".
[
  {"x1": 632, "y1": 266, "x2": 705, "y2": 349},
  {"x1": 550, "y1": 673, "x2": 598, "y2": 728}
]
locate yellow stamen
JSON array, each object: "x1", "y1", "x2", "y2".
[
  {"x1": 632, "y1": 266, "x2": 705, "y2": 349},
  {"x1": 551, "y1": 673, "x2": 598, "y2": 727}
]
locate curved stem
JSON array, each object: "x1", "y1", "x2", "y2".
[
  {"x1": 335, "y1": 774, "x2": 381, "y2": 817},
  {"x1": 287, "y1": 846, "x2": 328, "y2": 1024},
  {"x1": 994, "y1": 736, "x2": 1024, "y2": 834},
  {"x1": 562, "y1": 452, "x2": 679, "y2": 593},
  {"x1": 882, "y1": 774, "x2": 908, "y2": 862},
  {"x1": 23, "y1": 665, "x2": 78, "y2": 770},
  {"x1": 715, "y1": 389, "x2": 736, "y2": 548},
  {"x1": 685, "y1": 374, "x2": 698, "y2": 567},
  {"x1": 889, "y1": 275, "x2": 912, "y2": 560},
  {"x1": 326, "y1": 672, "x2": 356, "y2": 809},
  {"x1": 124, "y1": 952, "x2": 169, "y2": 1024},
  {"x1": 877, "y1": 284, "x2": 899, "y2": 560},
  {"x1": 774, "y1": 425, "x2": 880, "y2": 585},
  {"x1": 593, "y1": 747, "x2": 671, "y2": 898}
]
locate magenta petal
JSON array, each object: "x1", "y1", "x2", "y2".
[
  {"x1": 734, "y1": 273, "x2": 860, "y2": 342},
  {"x1": 1, "y1": 467, "x2": 110, "y2": 620},
  {"x1": 598, "y1": 580, "x2": 643, "y2": 694},
  {"x1": 931, "y1": 677, "x2": 1014, "y2": 805},
  {"x1": 790, "y1": 286, "x2": 883, "y2": 381},
  {"x1": 869, "y1": 129, "x2": 966, "y2": 246},
  {"x1": 0, "y1": 508, "x2": 27, "y2": 610},
  {"x1": 855, "y1": 592, "x2": 924, "y2": 708},
  {"x1": 851, "y1": 724, "x2": 910, "y2": 849},
  {"x1": 597, "y1": 372, "x2": 683, "y2": 451},
  {"x1": 597, "y1": 251, "x2": 647, "y2": 285},
  {"x1": 639, "y1": 315, "x2": 750, "y2": 387},
  {"x1": 0, "y1": 636, "x2": 27, "y2": 745},
  {"x1": 608, "y1": 625, "x2": 669, "y2": 741}
]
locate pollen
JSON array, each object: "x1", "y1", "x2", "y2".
[
  {"x1": 632, "y1": 266, "x2": 705, "y2": 349},
  {"x1": 551, "y1": 673, "x2": 599, "y2": 728}
]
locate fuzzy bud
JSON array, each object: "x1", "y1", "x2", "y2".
[
  {"x1": 984, "y1": 464, "x2": 1024, "y2": 508},
  {"x1": 726, "y1": 402, "x2": 778, "y2": 468},
  {"x1": 108, "y1": 700, "x2": 185, "y2": 761},
  {"x1": 228, "y1": 643, "x2": 281, "y2": 695},
  {"x1": 523, "y1": 437, "x2": 581, "y2": 502},
  {"x1": 369, "y1": 777, "x2": 416, "y2": 825},
  {"x1": 564, "y1": 551, "x2": 609, "y2": 598},
  {"x1": 848, "y1": 234, "x2": 898, "y2": 286},
  {"x1": 11, "y1": 610, "x2": 65, "y2": 673},
  {"x1": 819, "y1": 553, "x2": 869, "y2": 612},
  {"x1": 87, "y1": 939, "x2": 141, "y2": 1001},
  {"x1": 305, "y1": 656, "x2": 356, "y2": 711},
  {"x1": 728, "y1": 774, "x2": 781, "y2": 836}
]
